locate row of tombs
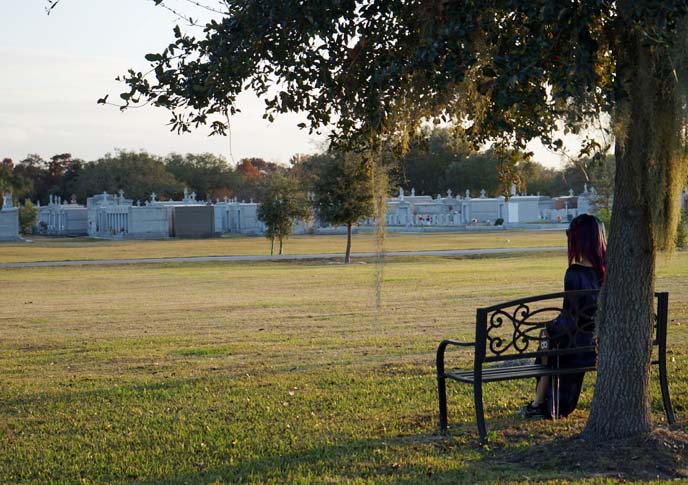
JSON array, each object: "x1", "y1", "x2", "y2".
[
  {"x1": 377, "y1": 186, "x2": 599, "y2": 227},
  {"x1": 2, "y1": 187, "x2": 688, "y2": 241},
  {"x1": 42, "y1": 191, "x2": 267, "y2": 239},
  {"x1": 0, "y1": 189, "x2": 265, "y2": 241}
]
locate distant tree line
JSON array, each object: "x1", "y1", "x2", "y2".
[
  {"x1": 1, "y1": 130, "x2": 614, "y2": 210},
  {"x1": 394, "y1": 128, "x2": 615, "y2": 198},
  {"x1": 0, "y1": 151, "x2": 282, "y2": 206}
]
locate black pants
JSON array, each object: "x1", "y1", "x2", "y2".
[{"x1": 539, "y1": 372, "x2": 585, "y2": 418}]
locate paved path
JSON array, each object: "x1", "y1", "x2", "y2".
[{"x1": 0, "y1": 246, "x2": 566, "y2": 268}]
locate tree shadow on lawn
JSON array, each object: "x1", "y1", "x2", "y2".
[
  {"x1": 495, "y1": 427, "x2": 688, "y2": 481},
  {"x1": 162, "y1": 432, "x2": 481, "y2": 484},
  {"x1": 161, "y1": 416, "x2": 688, "y2": 484},
  {"x1": 459, "y1": 414, "x2": 688, "y2": 483}
]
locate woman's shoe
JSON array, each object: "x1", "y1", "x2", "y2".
[{"x1": 519, "y1": 402, "x2": 548, "y2": 420}]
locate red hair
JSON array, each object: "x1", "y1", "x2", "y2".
[{"x1": 567, "y1": 214, "x2": 607, "y2": 282}]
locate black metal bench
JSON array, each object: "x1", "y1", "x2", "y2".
[{"x1": 436, "y1": 290, "x2": 675, "y2": 442}]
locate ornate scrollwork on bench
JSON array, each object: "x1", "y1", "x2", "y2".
[{"x1": 486, "y1": 303, "x2": 563, "y2": 356}]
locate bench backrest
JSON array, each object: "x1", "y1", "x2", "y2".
[{"x1": 475, "y1": 290, "x2": 668, "y2": 365}]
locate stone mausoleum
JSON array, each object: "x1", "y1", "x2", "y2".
[
  {"x1": 0, "y1": 192, "x2": 20, "y2": 241},
  {"x1": 87, "y1": 191, "x2": 169, "y2": 239},
  {"x1": 213, "y1": 197, "x2": 264, "y2": 235},
  {"x1": 36, "y1": 195, "x2": 88, "y2": 236}
]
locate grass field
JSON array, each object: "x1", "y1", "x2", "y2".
[
  {"x1": 1, "y1": 250, "x2": 687, "y2": 483},
  {"x1": 0, "y1": 230, "x2": 566, "y2": 263}
]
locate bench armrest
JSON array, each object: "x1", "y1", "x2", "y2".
[
  {"x1": 437, "y1": 339, "x2": 475, "y2": 376},
  {"x1": 438, "y1": 339, "x2": 475, "y2": 349}
]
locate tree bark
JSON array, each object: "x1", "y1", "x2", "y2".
[
  {"x1": 344, "y1": 222, "x2": 352, "y2": 264},
  {"x1": 584, "y1": 148, "x2": 656, "y2": 439},
  {"x1": 584, "y1": 8, "x2": 671, "y2": 439},
  {"x1": 270, "y1": 236, "x2": 274, "y2": 256},
  {"x1": 279, "y1": 237, "x2": 283, "y2": 255}
]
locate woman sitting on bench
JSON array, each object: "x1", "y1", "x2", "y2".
[{"x1": 520, "y1": 213, "x2": 607, "y2": 419}]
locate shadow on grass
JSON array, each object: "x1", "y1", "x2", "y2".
[
  {"x1": 156, "y1": 433, "x2": 480, "y2": 484},
  {"x1": 142, "y1": 402, "x2": 688, "y2": 484},
  {"x1": 450, "y1": 412, "x2": 688, "y2": 483},
  {"x1": 486, "y1": 424, "x2": 688, "y2": 482}
]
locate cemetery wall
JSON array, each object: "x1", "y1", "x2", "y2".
[
  {"x1": 510, "y1": 197, "x2": 540, "y2": 222},
  {"x1": 64, "y1": 209, "x2": 88, "y2": 235},
  {"x1": 468, "y1": 199, "x2": 504, "y2": 223},
  {"x1": 214, "y1": 205, "x2": 229, "y2": 233},
  {"x1": 225, "y1": 204, "x2": 263, "y2": 235},
  {"x1": 0, "y1": 209, "x2": 20, "y2": 241},
  {"x1": 128, "y1": 207, "x2": 169, "y2": 239},
  {"x1": 37, "y1": 206, "x2": 88, "y2": 236}
]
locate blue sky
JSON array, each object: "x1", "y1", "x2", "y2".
[{"x1": 1, "y1": 1, "x2": 570, "y2": 167}]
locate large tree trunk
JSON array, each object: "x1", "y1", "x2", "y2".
[
  {"x1": 584, "y1": 8, "x2": 677, "y2": 440},
  {"x1": 584, "y1": 143, "x2": 656, "y2": 438},
  {"x1": 344, "y1": 222, "x2": 352, "y2": 264}
]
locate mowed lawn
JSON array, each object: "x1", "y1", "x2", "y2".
[
  {"x1": 0, "y1": 230, "x2": 565, "y2": 263},
  {"x1": 1, "y1": 252, "x2": 687, "y2": 483}
]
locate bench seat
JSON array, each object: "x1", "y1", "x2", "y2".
[{"x1": 445, "y1": 364, "x2": 597, "y2": 383}]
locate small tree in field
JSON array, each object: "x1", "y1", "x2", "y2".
[
  {"x1": 311, "y1": 153, "x2": 374, "y2": 264},
  {"x1": 19, "y1": 200, "x2": 37, "y2": 234},
  {"x1": 257, "y1": 173, "x2": 309, "y2": 256}
]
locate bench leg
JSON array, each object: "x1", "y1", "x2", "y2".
[
  {"x1": 438, "y1": 374, "x2": 448, "y2": 434},
  {"x1": 659, "y1": 357, "x2": 676, "y2": 424},
  {"x1": 436, "y1": 340, "x2": 452, "y2": 434},
  {"x1": 474, "y1": 380, "x2": 487, "y2": 443}
]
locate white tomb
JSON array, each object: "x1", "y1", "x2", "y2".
[
  {"x1": 214, "y1": 197, "x2": 264, "y2": 235},
  {"x1": 0, "y1": 192, "x2": 20, "y2": 241},
  {"x1": 380, "y1": 187, "x2": 544, "y2": 227},
  {"x1": 146, "y1": 188, "x2": 207, "y2": 236},
  {"x1": 378, "y1": 188, "x2": 460, "y2": 227},
  {"x1": 36, "y1": 195, "x2": 88, "y2": 236},
  {"x1": 87, "y1": 191, "x2": 169, "y2": 239}
]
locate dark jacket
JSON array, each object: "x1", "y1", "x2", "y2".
[{"x1": 546, "y1": 264, "x2": 600, "y2": 367}]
